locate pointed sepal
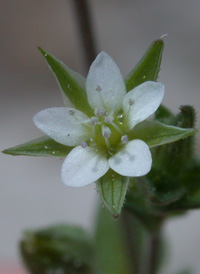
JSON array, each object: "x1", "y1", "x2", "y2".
[
  {"x1": 2, "y1": 136, "x2": 72, "y2": 157},
  {"x1": 39, "y1": 48, "x2": 93, "y2": 116},
  {"x1": 125, "y1": 39, "x2": 164, "y2": 91},
  {"x1": 96, "y1": 170, "x2": 129, "y2": 217},
  {"x1": 128, "y1": 120, "x2": 196, "y2": 148}
]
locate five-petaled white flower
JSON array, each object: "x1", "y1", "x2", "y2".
[{"x1": 33, "y1": 52, "x2": 164, "y2": 187}]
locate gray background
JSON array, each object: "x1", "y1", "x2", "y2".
[{"x1": 1, "y1": 1, "x2": 200, "y2": 273}]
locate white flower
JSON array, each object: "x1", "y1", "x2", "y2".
[{"x1": 33, "y1": 52, "x2": 164, "y2": 187}]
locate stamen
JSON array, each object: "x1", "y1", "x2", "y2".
[
  {"x1": 124, "y1": 98, "x2": 134, "y2": 123},
  {"x1": 69, "y1": 109, "x2": 75, "y2": 115},
  {"x1": 90, "y1": 117, "x2": 99, "y2": 125},
  {"x1": 95, "y1": 85, "x2": 102, "y2": 92},
  {"x1": 81, "y1": 142, "x2": 88, "y2": 148},
  {"x1": 105, "y1": 138, "x2": 111, "y2": 150},
  {"x1": 101, "y1": 126, "x2": 111, "y2": 149},
  {"x1": 128, "y1": 98, "x2": 134, "y2": 106},
  {"x1": 105, "y1": 116, "x2": 114, "y2": 124},
  {"x1": 101, "y1": 126, "x2": 111, "y2": 138},
  {"x1": 121, "y1": 135, "x2": 129, "y2": 143},
  {"x1": 98, "y1": 92, "x2": 107, "y2": 110},
  {"x1": 95, "y1": 108, "x2": 107, "y2": 117},
  {"x1": 111, "y1": 122, "x2": 124, "y2": 134}
]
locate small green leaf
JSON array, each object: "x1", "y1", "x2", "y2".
[
  {"x1": 96, "y1": 170, "x2": 129, "y2": 217},
  {"x1": 95, "y1": 207, "x2": 132, "y2": 274},
  {"x1": 128, "y1": 120, "x2": 197, "y2": 148},
  {"x1": 155, "y1": 105, "x2": 176, "y2": 125},
  {"x1": 125, "y1": 180, "x2": 164, "y2": 232},
  {"x1": 164, "y1": 160, "x2": 200, "y2": 211},
  {"x1": 176, "y1": 105, "x2": 196, "y2": 129},
  {"x1": 20, "y1": 224, "x2": 94, "y2": 274},
  {"x1": 2, "y1": 136, "x2": 72, "y2": 157},
  {"x1": 152, "y1": 106, "x2": 197, "y2": 174},
  {"x1": 39, "y1": 48, "x2": 93, "y2": 116},
  {"x1": 125, "y1": 39, "x2": 164, "y2": 91}
]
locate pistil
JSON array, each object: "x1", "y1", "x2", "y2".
[{"x1": 101, "y1": 125, "x2": 111, "y2": 149}]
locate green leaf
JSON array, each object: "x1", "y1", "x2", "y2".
[
  {"x1": 39, "y1": 48, "x2": 93, "y2": 116},
  {"x1": 151, "y1": 106, "x2": 197, "y2": 173},
  {"x1": 125, "y1": 39, "x2": 164, "y2": 91},
  {"x1": 95, "y1": 207, "x2": 132, "y2": 274},
  {"x1": 176, "y1": 105, "x2": 196, "y2": 128},
  {"x1": 125, "y1": 180, "x2": 163, "y2": 232},
  {"x1": 128, "y1": 120, "x2": 197, "y2": 148},
  {"x1": 163, "y1": 160, "x2": 200, "y2": 211},
  {"x1": 2, "y1": 136, "x2": 72, "y2": 157},
  {"x1": 20, "y1": 224, "x2": 94, "y2": 274},
  {"x1": 155, "y1": 105, "x2": 176, "y2": 125},
  {"x1": 96, "y1": 170, "x2": 129, "y2": 217}
]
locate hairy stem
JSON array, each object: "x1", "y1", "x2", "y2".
[{"x1": 72, "y1": 0, "x2": 98, "y2": 70}]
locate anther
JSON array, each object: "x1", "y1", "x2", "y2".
[
  {"x1": 81, "y1": 142, "x2": 88, "y2": 148},
  {"x1": 101, "y1": 126, "x2": 111, "y2": 139},
  {"x1": 105, "y1": 116, "x2": 114, "y2": 124},
  {"x1": 95, "y1": 108, "x2": 107, "y2": 117},
  {"x1": 95, "y1": 85, "x2": 102, "y2": 92},
  {"x1": 121, "y1": 135, "x2": 129, "y2": 144},
  {"x1": 128, "y1": 98, "x2": 134, "y2": 106},
  {"x1": 69, "y1": 109, "x2": 75, "y2": 115},
  {"x1": 90, "y1": 117, "x2": 99, "y2": 125}
]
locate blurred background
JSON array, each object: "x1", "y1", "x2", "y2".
[{"x1": 1, "y1": 0, "x2": 200, "y2": 273}]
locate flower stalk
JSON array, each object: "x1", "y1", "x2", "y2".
[{"x1": 71, "y1": 0, "x2": 97, "y2": 70}]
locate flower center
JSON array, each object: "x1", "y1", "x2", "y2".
[{"x1": 81, "y1": 106, "x2": 128, "y2": 155}]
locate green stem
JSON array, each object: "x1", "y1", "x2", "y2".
[
  {"x1": 71, "y1": 0, "x2": 98, "y2": 70},
  {"x1": 122, "y1": 209, "x2": 163, "y2": 274},
  {"x1": 121, "y1": 210, "x2": 141, "y2": 274}
]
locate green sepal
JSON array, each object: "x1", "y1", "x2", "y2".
[
  {"x1": 96, "y1": 170, "x2": 129, "y2": 217},
  {"x1": 128, "y1": 120, "x2": 196, "y2": 148},
  {"x1": 125, "y1": 39, "x2": 164, "y2": 91},
  {"x1": 39, "y1": 47, "x2": 93, "y2": 116},
  {"x1": 94, "y1": 207, "x2": 132, "y2": 274},
  {"x1": 2, "y1": 136, "x2": 72, "y2": 157},
  {"x1": 20, "y1": 224, "x2": 94, "y2": 274}
]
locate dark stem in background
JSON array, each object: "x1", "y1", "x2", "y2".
[
  {"x1": 72, "y1": 0, "x2": 98, "y2": 71},
  {"x1": 122, "y1": 208, "x2": 163, "y2": 274},
  {"x1": 148, "y1": 230, "x2": 162, "y2": 274}
]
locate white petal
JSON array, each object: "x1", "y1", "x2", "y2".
[
  {"x1": 61, "y1": 146, "x2": 109, "y2": 187},
  {"x1": 109, "y1": 140, "x2": 152, "y2": 177},
  {"x1": 33, "y1": 107, "x2": 90, "y2": 146},
  {"x1": 123, "y1": 81, "x2": 164, "y2": 130},
  {"x1": 86, "y1": 52, "x2": 126, "y2": 113}
]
